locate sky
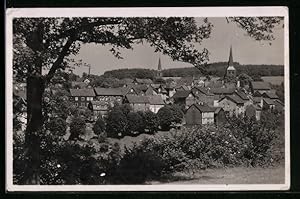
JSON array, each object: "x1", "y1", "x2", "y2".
[{"x1": 71, "y1": 17, "x2": 284, "y2": 76}]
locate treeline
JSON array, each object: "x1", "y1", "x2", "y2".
[
  {"x1": 101, "y1": 62, "x2": 284, "y2": 80},
  {"x1": 103, "y1": 68, "x2": 157, "y2": 80},
  {"x1": 162, "y1": 62, "x2": 284, "y2": 78}
]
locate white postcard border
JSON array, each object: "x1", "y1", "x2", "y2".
[{"x1": 5, "y1": 6, "x2": 290, "y2": 192}]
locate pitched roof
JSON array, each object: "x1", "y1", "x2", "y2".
[
  {"x1": 192, "y1": 104, "x2": 214, "y2": 113},
  {"x1": 172, "y1": 90, "x2": 192, "y2": 99},
  {"x1": 210, "y1": 87, "x2": 235, "y2": 95},
  {"x1": 219, "y1": 94, "x2": 244, "y2": 105},
  {"x1": 192, "y1": 87, "x2": 214, "y2": 96},
  {"x1": 253, "y1": 96, "x2": 262, "y2": 103},
  {"x1": 69, "y1": 89, "x2": 95, "y2": 97},
  {"x1": 148, "y1": 95, "x2": 165, "y2": 105},
  {"x1": 251, "y1": 81, "x2": 271, "y2": 90},
  {"x1": 212, "y1": 107, "x2": 223, "y2": 114},
  {"x1": 235, "y1": 90, "x2": 249, "y2": 100},
  {"x1": 94, "y1": 87, "x2": 123, "y2": 96},
  {"x1": 262, "y1": 92, "x2": 279, "y2": 99},
  {"x1": 263, "y1": 98, "x2": 275, "y2": 105},
  {"x1": 126, "y1": 95, "x2": 150, "y2": 104}
]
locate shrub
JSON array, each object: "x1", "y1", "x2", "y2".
[
  {"x1": 46, "y1": 118, "x2": 67, "y2": 137},
  {"x1": 93, "y1": 117, "x2": 106, "y2": 135},
  {"x1": 127, "y1": 111, "x2": 144, "y2": 135},
  {"x1": 93, "y1": 117, "x2": 107, "y2": 142},
  {"x1": 113, "y1": 143, "x2": 165, "y2": 184},
  {"x1": 106, "y1": 109, "x2": 128, "y2": 138},
  {"x1": 157, "y1": 105, "x2": 183, "y2": 131},
  {"x1": 142, "y1": 111, "x2": 159, "y2": 134},
  {"x1": 69, "y1": 116, "x2": 86, "y2": 140}
]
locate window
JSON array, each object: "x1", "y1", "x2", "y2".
[
  {"x1": 87, "y1": 97, "x2": 93, "y2": 101},
  {"x1": 75, "y1": 97, "x2": 79, "y2": 101},
  {"x1": 75, "y1": 102, "x2": 78, "y2": 106},
  {"x1": 81, "y1": 103, "x2": 86, "y2": 107},
  {"x1": 81, "y1": 97, "x2": 85, "y2": 101}
]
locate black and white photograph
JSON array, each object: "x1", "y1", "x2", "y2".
[{"x1": 6, "y1": 7, "x2": 289, "y2": 191}]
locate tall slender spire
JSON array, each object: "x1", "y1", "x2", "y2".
[
  {"x1": 158, "y1": 56, "x2": 162, "y2": 71},
  {"x1": 228, "y1": 45, "x2": 234, "y2": 66}
]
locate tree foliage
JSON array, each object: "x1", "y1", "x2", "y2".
[
  {"x1": 157, "y1": 105, "x2": 184, "y2": 131},
  {"x1": 69, "y1": 116, "x2": 86, "y2": 140}
]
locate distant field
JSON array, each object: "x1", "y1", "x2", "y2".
[{"x1": 261, "y1": 76, "x2": 284, "y2": 85}]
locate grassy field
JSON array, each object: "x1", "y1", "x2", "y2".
[
  {"x1": 149, "y1": 165, "x2": 285, "y2": 184},
  {"x1": 261, "y1": 76, "x2": 284, "y2": 85}
]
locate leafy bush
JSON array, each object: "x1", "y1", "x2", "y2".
[
  {"x1": 127, "y1": 111, "x2": 144, "y2": 135},
  {"x1": 69, "y1": 116, "x2": 86, "y2": 140},
  {"x1": 113, "y1": 143, "x2": 165, "y2": 184},
  {"x1": 93, "y1": 117, "x2": 107, "y2": 142},
  {"x1": 157, "y1": 105, "x2": 183, "y2": 130},
  {"x1": 106, "y1": 109, "x2": 128, "y2": 138},
  {"x1": 141, "y1": 111, "x2": 159, "y2": 134}
]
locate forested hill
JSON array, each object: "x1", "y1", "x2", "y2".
[{"x1": 102, "y1": 62, "x2": 284, "y2": 79}]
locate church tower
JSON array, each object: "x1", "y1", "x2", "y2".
[
  {"x1": 157, "y1": 56, "x2": 162, "y2": 78},
  {"x1": 225, "y1": 46, "x2": 236, "y2": 79}
]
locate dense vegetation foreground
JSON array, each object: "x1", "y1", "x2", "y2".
[{"x1": 13, "y1": 107, "x2": 284, "y2": 185}]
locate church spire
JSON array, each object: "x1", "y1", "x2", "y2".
[
  {"x1": 158, "y1": 56, "x2": 162, "y2": 71},
  {"x1": 228, "y1": 45, "x2": 234, "y2": 66},
  {"x1": 157, "y1": 56, "x2": 162, "y2": 77}
]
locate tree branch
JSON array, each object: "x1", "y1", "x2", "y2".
[{"x1": 45, "y1": 36, "x2": 75, "y2": 84}]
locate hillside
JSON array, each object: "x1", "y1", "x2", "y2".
[{"x1": 101, "y1": 62, "x2": 284, "y2": 80}]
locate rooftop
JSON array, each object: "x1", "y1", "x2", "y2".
[
  {"x1": 191, "y1": 103, "x2": 214, "y2": 113},
  {"x1": 94, "y1": 87, "x2": 123, "y2": 96},
  {"x1": 69, "y1": 88, "x2": 95, "y2": 97}
]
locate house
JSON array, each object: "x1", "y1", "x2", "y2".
[
  {"x1": 212, "y1": 107, "x2": 227, "y2": 126},
  {"x1": 133, "y1": 78, "x2": 153, "y2": 85},
  {"x1": 245, "y1": 104, "x2": 262, "y2": 121},
  {"x1": 185, "y1": 103, "x2": 214, "y2": 125},
  {"x1": 235, "y1": 90, "x2": 251, "y2": 107},
  {"x1": 69, "y1": 88, "x2": 96, "y2": 107},
  {"x1": 191, "y1": 87, "x2": 215, "y2": 106},
  {"x1": 210, "y1": 87, "x2": 236, "y2": 96},
  {"x1": 177, "y1": 77, "x2": 194, "y2": 88},
  {"x1": 144, "y1": 86, "x2": 158, "y2": 95},
  {"x1": 150, "y1": 84, "x2": 168, "y2": 100},
  {"x1": 94, "y1": 87, "x2": 124, "y2": 106},
  {"x1": 250, "y1": 81, "x2": 271, "y2": 94},
  {"x1": 262, "y1": 92, "x2": 279, "y2": 100},
  {"x1": 88, "y1": 101, "x2": 109, "y2": 118},
  {"x1": 218, "y1": 94, "x2": 245, "y2": 117},
  {"x1": 83, "y1": 78, "x2": 91, "y2": 84},
  {"x1": 262, "y1": 98, "x2": 275, "y2": 110},
  {"x1": 172, "y1": 90, "x2": 198, "y2": 109},
  {"x1": 148, "y1": 95, "x2": 165, "y2": 113},
  {"x1": 124, "y1": 95, "x2": 150, "y2": 112}
]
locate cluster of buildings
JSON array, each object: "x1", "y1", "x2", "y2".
[
  {"x1": 13, "y1": 47, "x2": 285, "y2": 131},
  {"x1": 67, "y1": 47, "x2": 284, "y2": 126}
]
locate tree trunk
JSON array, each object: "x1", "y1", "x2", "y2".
[{"x1": 21, "y1": 75, "x2": 45, "y2": 184}]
